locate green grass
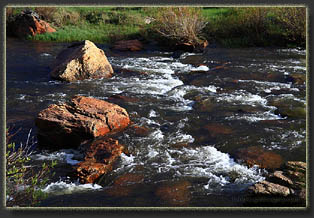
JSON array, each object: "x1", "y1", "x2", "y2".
[
  {"x1": 7, "y1": 6, "x2": 306, "y2": 48},
  {"x1": 32, "y1": 23, "x2": 141, "y2": 43},
  {"x1": 202, "y1": 7, "x2": 232, "y2": 20}
]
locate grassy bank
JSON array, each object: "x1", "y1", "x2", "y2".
[{"x1": 6, "y1": 7, "x2": 306, "y2": 48}]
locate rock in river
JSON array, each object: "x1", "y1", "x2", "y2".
[
  {"x1": 235, "y1": 146, "x2": 283, "y2": 170},
  {"x1": 76, "y1": 137, "x2": 125, "y2": 183},
  {"x1": 35, "y1": 95, "x2": 130, "y2": 149},
  {"x1": 112, "y1": 40, "x2": 143, "y2": 51},
  {"x1": 50, "y1": 40, "x2": 114, "y2": 82},
  {"x1": 245, "y1": 161, "x2": 306, "y2": 206},
  {"x1": 267, "y1": 95, "x2": 306, "y2": 119}
]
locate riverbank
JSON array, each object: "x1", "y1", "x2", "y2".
[{"x1": 6, "y1": 7, "x2": 306, "y2": 48}]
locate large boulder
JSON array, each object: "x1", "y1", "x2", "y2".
[
  {"x1": 35, "y1": 95, "x2": 130, "y2": 149},
  {"x1": 7, "y1": 10, "x2": 56, "y2": 38},
  {"x1": 76, "y1": 137, "x2": 125, "y2": 183},
  {"x1": 50, "y1": 40, "x2": 114, "y2": 82}
]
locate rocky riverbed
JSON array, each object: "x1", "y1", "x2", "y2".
[{"x1": 6, "y1": 38, "x2": 307, "y2": 207}]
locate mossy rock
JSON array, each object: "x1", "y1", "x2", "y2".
[
  {"x1": 193, "y1": 96, "x2": 217, "y2": 112},
  {"x1": 268, "y1": 97, "x2": 306, "y2": 119},
  {"x1": 275, "y1": 106, "x2": 306, "y2": 119},
  {"x1": 285, "y1": 73, "x2": 306, "y2": 85}
]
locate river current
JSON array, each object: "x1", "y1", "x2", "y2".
[{"x1": 6, "y1": 38, "x2": 306, "y2": 207}]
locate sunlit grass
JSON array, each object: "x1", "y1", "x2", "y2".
[{"x1": 9, "y1": 6, "x2": 305, "y2": 48}]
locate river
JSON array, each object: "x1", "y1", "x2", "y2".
[{"x1": 6, "y1": 38, "x2": 306, "y2": 207}]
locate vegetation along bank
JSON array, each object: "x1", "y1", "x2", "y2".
[{"x1": 6, "y1": 6, "x2": 306, "y2": 49}]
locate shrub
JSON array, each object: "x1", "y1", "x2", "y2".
[
  {"x1": 204, "y1": 7, "x2": 306, "y2": 47},
  {"x1": 235, "y1": 8, "x2": 269, "y2": 41},
  {"x1": 6, "y1": 128, "x2": 57, "y2": 207},
  {"x1": 271, "y1": 7, "x2": 306, "y2": 46},
  {"x1": 34, "y1": 7, "x2": 57, "y2": 22},
  {"x1": 205, "y1": 8, "x2": 270, "y2": 47},
  {"x1": 51, "y1": 8, "x2": 81, "y2": 27},
  {"x1": 151, "y1": 7, "x2": 207, "y2": 48},
  {"x1": 85, "y1": 11, "x2": 106, "y2": 24}
]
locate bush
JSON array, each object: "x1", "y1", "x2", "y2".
[
  {"x1": 151, "y1": 7, "x2": 207, "y2": 47},
  {"x1": 34, "y1": 7, "x2": 57, "y2": 23},
  {"x1": 50, "y1": 8, "x2": 81, "y2": 27},
  {"x1": 271, "y1": 7, "x2": 306, "y2": 46},
  {"x1": 204, "y1": 7, "x2": 306, "y2": 47},
  {"x1": 6, "y1": 128, "x2": 57, "y2": 207}
]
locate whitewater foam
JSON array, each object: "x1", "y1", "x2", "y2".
[
  {"x1": 32, "y1": 149, "x2": 82, "y2": 165},
  {"x1": 216, "y1": 90, "x2": 267, "y2": 106},
  {"x1": 42, "y1": 180, "x2": 102, "y2": 195}
]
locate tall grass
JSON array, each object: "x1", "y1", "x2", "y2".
[
  {"x1": 204, "y1": 7, "x2": 306, "y2": 47},
  {"x1": 271, "y1": 7, "x2": 306, "y2": 46}
]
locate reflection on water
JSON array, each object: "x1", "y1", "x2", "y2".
[{"x1": 6, "y1": 37, "x2": 306, "y2": 207}]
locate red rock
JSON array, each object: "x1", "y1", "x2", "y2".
[
  {"x1": 235, "y1": 146, "x2": 283, "y2": 170},
  {"x1": 155, "y1": 180, "x2": 191, "y2": 206},
  {"x1": 170, "y1": 142, "x2": 190, "y2": 149},
  {"x1": 204, "y1": 123, "x2": 233, "y2": 137},
  {"x1": 113, "y1": 40, "x2": 143, "y2": 51},
  {"x1": 103, "y1": 173, "x2": 144, "y2": 197},
  {"x1": 50, "y1": 40, "x2": 114, "y2": 82},
  {"x1": 131, "y1": 125, "x2": 150, "y2": 137},
  {"x1": 9, "y1": 13, "x2": 56, "y2": 38},
  {"x1": 35, "y1": 95, "x2": 130, "y2": 149},
  {"x1": 76, "y1": 137, "x2": 124, "y2": 183},
  {"x1": 113, "y1": 173, "x2": 144, "y2": 186},
  {"x1": 107, "y1": 94, "x2": 139, "y2": 103}
]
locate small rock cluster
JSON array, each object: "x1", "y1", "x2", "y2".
[
  {"x1": 36, "y1": 95, "x2": 131, "y2": 183},
  {"x1": 246, "y1": 161, "x2": 306, "y2": 206}
]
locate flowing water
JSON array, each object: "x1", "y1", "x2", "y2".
[{"x1": 6, "y1": 38, "x2": 306, "y2": 207}]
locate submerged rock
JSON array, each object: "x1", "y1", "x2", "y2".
[
  {"x1": 193, "y1": 96, "x2": 217, "y2": 112},
  {"x1": 267, "y1": 96, "x2": 306, "y2": 119},
  {"x1": 155, "y1": 180, "x2": 191, "y2": 206},
  {"x1": 130, "y1": 125, "x2": 151, "y2": 137},
  {"x1": 203, "y1": 123, "x2": 233, "y2": 137},
  {"x1": 107, "y1": 94, "x2": 139, "y2": 103},
  {"x1": 235, "y1": 146, "x2": 283, "y2": 170},
  {"x1": 7, "y1": 10, "x2": 56, "y2": 38},
  {"x1": 50, "y1": 40, "x2": 114, "y2": 82},
  {"x1": 113, "y1": 173, "x2": 145, "y2": 186},
  {"x1": 35, "y1": 95, "x2": 130, "y2": 149},
  {"x1": 102, "y1": 173, "x2": 145, "y2": 198},
  {"x1": 112, "y1": 40, "x2": 143, "y2": 51},
  {"x1": 76, "y1": 137, "x2": 124, "y2": 183},
  {"x1": 285, "y1": 73, "x2": 306, "y2": 85}
]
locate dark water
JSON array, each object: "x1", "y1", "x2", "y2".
[{"x1": 6, "y1": 38, "x2": 306, "y2": 207}]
